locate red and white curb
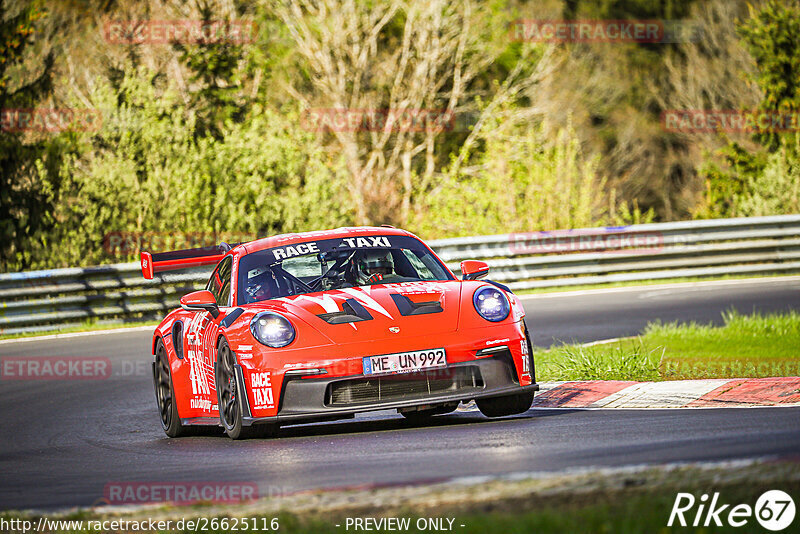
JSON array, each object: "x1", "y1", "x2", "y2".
[
  {"x1": 457, "y1": 378, "x2": 800, "y2": 411},
  {"x1": 530, "y1": 378, "x2": 800, "y2": 408}
]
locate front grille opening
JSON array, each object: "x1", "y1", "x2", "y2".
[{"x1": 326, "y1": 366, "x2": 484, "y2": 406}]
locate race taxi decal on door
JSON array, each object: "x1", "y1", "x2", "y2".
[{"x1": 185, "y1": 312, "x2": 214, "y2": 399}]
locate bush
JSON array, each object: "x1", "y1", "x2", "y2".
[{"x1": 33, "y1": 65, "x2": 352, "y2": 268}]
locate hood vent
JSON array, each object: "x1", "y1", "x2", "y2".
[
  {"x1": 390, "y1": 293, "x2": 443, "y2": 316},
  {"x1": 317, "y1": 298, "x2": 373, "y2": 324}
]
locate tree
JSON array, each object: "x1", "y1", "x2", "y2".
[
  {"x1": 529, "y1": 0, "x2": 704, "y2": 220},
  {"x1": 737, "y1": 0, "x2": 800, "y2": 149},
  {"x1": 0, "y1": 0, "x2": 57, "y2": 271},
  {"x1": 172, "y1": 0, "x2": 251, "y2": 141},
  {"x1": 271, "y1": 0, "x2": 550, "y2": 226},
  {"x1": 697, "y1": 0, "x2": 800, "y2": 218}
]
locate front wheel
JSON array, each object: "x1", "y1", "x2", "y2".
[
  {"x1": 476, "y1": 391, "x2": 534, "y2": 418},
  {"x1": 215, "y1": 338, "x2": 277, "y2": 440}
]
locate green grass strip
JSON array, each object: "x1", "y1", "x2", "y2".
[{"x1": 535, "y1": 310, "x2": 800, "y2": 381}]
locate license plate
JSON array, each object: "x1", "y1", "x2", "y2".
[{"x1": 362, "y1": 348, "x2": 447, "y2": 376}]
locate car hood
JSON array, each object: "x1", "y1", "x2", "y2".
[{"x1": 269, "y1": 281, "x2": 462, "y2": 344}]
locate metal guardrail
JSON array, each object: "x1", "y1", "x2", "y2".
[{"x1": 1, "y1": 215, "x2": 799, "y2": 335}]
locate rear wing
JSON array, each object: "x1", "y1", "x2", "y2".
[{"x1": 140, "y1": 243, "x2": 235, "y2": 279}]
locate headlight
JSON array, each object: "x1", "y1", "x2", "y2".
[
  {"x1": 250, "y1": 312, "x2": 296, "y2": 348},
  {"x1": 473, "y1": 286, "x2": 510, "y2": 322}
]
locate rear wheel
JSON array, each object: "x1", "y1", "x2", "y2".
[
  {"x1": 477, "y1": 391, "x2": 534, "y2": 417},
  {"x1": 215, "y1": 338, "x2": 277, "y2": 440},
  {"x1": 153, "y1": 339, "x2": 192, "y2": 437}
]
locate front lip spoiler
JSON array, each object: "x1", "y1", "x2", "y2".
[{"x1": 241, "y1": 382, "x2": 539, "y2": 426}]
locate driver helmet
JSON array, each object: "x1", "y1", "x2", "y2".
[
  {"x1": 354, "y1": 250, "x2": 394, "y2": 285},
  {"x1": 245, "y1": 266, "x2": 279, "y2": 303}
]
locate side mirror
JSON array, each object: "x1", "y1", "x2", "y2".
[
  {"x1": 180, "y1": 290, "x2": 219, "y2": 318},
  {"x1": 460, "y1": 260, "x2": 490, "y2": 281}
]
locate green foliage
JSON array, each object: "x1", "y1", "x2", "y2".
[
  {"x1": 646, "y1": 308, "x2": 800, "y2": 341},
  {"x1": 737, "y1": 0, "x2": 800, "y2": 149},
  {"x1": 696, "y1": 0, "x2": 800, "y2": 219},
  {"x1": 172, "y1": 2, "x2": 249, "y2": 140},
  {"x1": 695, "y1": 142, "x2": 769, "y2": 218},
  {"x1": 537, "y1": 341, "x2": 663, "y2": 382},
  {"x1": 652, "y1": 309, "x2": 800, "y2": 379},
  {"x1": 736, "y1": 141, "x2": 800, "y2": 215},
  {"x1": 412, "y1": 115, "x2": 603, "y2": 237},
  {"x1": 34, "y1": 65, "x2": 351, "y2": 268},
  {"x1": 537, "y1": 310, "x2": 800, "y2": 382},
  {"x1": 1, "y1": 0, "x2": 797, "y2": 272},
  {"x1": 0, "y1": 0, "x2": 51, "y2": 102},
  {"x1": 412, "y1": 112, "x2": 650, "y2": 238},
  {"x1": 609, "y1": 199, "x2": 656, "y2": 226},
  {"x1": 550, "y1": 0, "x2": 701, "y2": 220},
  {"x1": 0, "y1": 0, "x2": 64, "y2": 272}
]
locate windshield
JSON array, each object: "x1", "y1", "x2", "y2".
[{"x1": 237, "y1": 235, "x2": 453, "y2": 304}]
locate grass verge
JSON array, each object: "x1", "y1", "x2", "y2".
[
  {"x1": 535, "y1": 310, "x2": 800, "y2": 381},
  {"x1": 2, "y1": 461, "x2": 797, "y2": 533}
]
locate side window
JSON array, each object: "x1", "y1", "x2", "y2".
[{"x1": 206, "y1": 257, "x2": 233, "y2": 307}]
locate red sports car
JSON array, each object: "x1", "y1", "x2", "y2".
[{"x1": 142, "y1": 227, "x2": 537, "y2": 439}]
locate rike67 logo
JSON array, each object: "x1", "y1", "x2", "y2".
[{"x1": 668, "y1": 490, "x2": 796, "y2": 531}]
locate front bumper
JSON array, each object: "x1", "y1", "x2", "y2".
[{"x1": 235, "y1": 351, "x2": 538, "y2": 426}]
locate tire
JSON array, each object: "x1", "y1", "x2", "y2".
[
  {"x1": 215, "y1": 337, "x2": 278, "y2": 440},
  {"x1": 476, "y1": 323, "x2": 537, "y2": 418},
  {"x1": 476, "y1": 391, "x2": 535, "y2": 418},
  {"x1": 153, "y1": 338, "x2": 192, "y2": 437},
  {"x1": 400, "y1": 403, "x2": 458, "y2": 421}
]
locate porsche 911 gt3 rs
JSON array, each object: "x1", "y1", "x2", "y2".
[{"x1": 143, "y1": 226, "x2": 537, "y2": 439}]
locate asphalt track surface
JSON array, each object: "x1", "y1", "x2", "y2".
[{"x1": 1, "y1": 277, "x2": 799, "y2": 511}]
